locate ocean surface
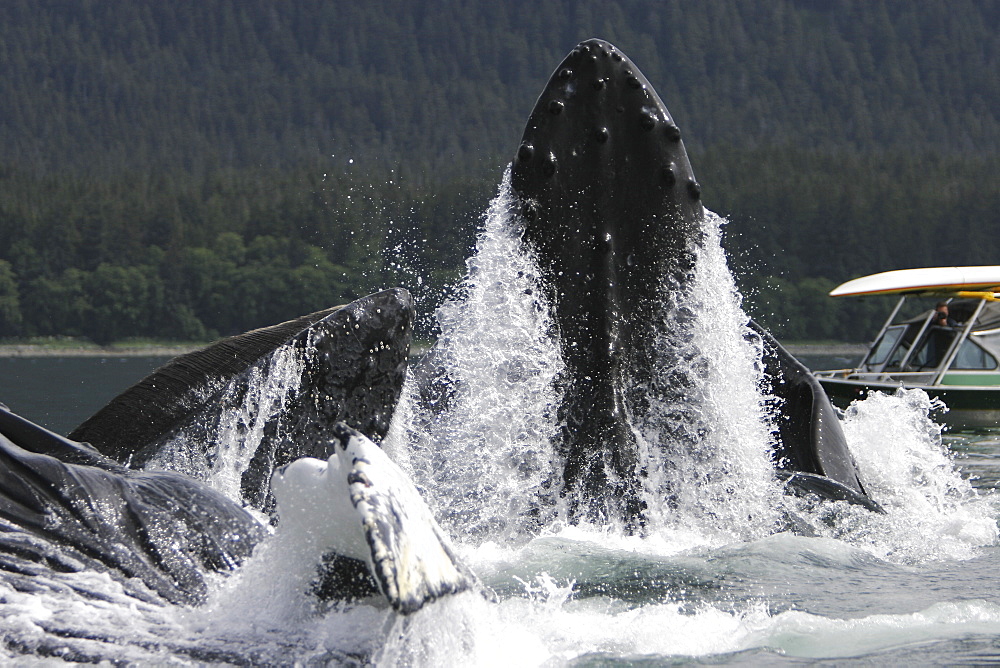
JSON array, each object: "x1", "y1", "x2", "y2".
[
  {"x1": 0, "y1": 355, "x2": 173, "y2": 435},
  {"x1": 2, "y1": 353, "x2": 999, "y2": 664},
  {"x1": 1, "y1": 190, "x2": 999, "y2": 665}
]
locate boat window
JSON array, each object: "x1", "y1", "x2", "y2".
[
  {"x1": 866, "y1": 326, "x2": 906, "y2": 366},
  {"x1": 908, "y1": 327, "x2": 958, "y2": 370},
  {"x1": 974, "y1": 331, "x2": 1000, "y2": 355},
  {"x1": 952, "y1": 339, "x2": 999, "y2": 370}
]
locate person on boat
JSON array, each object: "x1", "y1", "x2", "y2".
[
  {"x1": 921, "y1": 301, "x2": 961, "y2": 368},
  {"x1": 935, "y1": 302, "x2": 959, "y2": 327}
]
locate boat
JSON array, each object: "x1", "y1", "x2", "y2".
[{"x1": 813, "y1": 266, "x2": 1000, "y2": 428}]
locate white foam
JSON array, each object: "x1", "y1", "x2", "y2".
[
  {"x1": 371, "y1": 542, "x2": 1000, "y2": 664},
  {"x1": 399, "y1": 171, "x2": 564, "y2": 542},
  {"x1": 743, "y1": 599, "x2": 1000, "y2": 659},
  {"x1": 636, "y1": 209, "x2": 781, "y2": 542},
  {"x1": 795, "y1": 388, "x2": 999, "y2": 562}
]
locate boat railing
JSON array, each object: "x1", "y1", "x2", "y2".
[
  {"x1": 862, "y1": 296, "x2": 906, "y2": 372},
  {"x1": 891, "y1": 307, "x2": 938, "y2": 373},
  {"x1": 815, "y1": 369, "x2": 939, "y2": 384}
]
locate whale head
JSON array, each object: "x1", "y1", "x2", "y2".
[
  {"x1": 510, "y1": 39, "x2": 705, "y2": 522},
  {"x1": 508, "y1": 39, "x2": 875, "y2": 523}
]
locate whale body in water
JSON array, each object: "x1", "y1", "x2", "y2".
[
  {"x1": 0, "y1": 289, "x2": 478, "y2": 624},
  {"x1": 507, "y1": 38, "x2": 878, "y2": 522},
  {"x1": 0, "y1": 39, "x2": 882, "y2": 661}
]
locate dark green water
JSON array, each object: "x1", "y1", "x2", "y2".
[{"x1": 0, "y1": 356, "x2": 172, "y2": 435}]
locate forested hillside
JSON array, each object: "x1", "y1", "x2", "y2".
[{"x1": 0, "y1": 0, "x2": 997, "y2": 342}]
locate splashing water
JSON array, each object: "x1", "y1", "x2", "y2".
[
  {"x1": 145, "y1": 343, "x2": 305, "y2": 504},
  {"x1": 5, "y1": 173, "x2": 1000, "y2": 665},
  {"x1": 399, "y1": 171, "x2": 564, "y2": 542},
  {"x1": 633, "y1": 209, "x2": 782, "y2": 543},
  {"x1": 397, "y1": 182, "x2": 783, "y2": 547},
  {"x1": 793, "y1": 388, "x2": 998, "y2": 562},
  {"x1": 197, "y1": 184, "x2": 998, "y2": 665},
  {"x1": 179, "y1": 176, "x2": 1000, "y2": 665},
  {"x1": 392, "y1": 175, "x2": 997, "y2": 563}
]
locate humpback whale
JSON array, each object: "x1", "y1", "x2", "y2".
[
  {"x1": 0, "y1": 403, "x2": 264, "y2": 607},
  {"x1": 71, "y1": 288, "x2": 414, "y2": 510},
  {"x1": 0, "y1": 290, "x2": 475, "y2": 625},
  {"x1": 508, "y1": 38, "x2": 877, "y2": 520}
]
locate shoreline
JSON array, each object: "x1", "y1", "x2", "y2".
[
  {"x1": 0, "y1": 341, "x2": 865, "y2": 358},
  {"x1": 0, "y1": 344, "x2": 204, "y2": 358}
]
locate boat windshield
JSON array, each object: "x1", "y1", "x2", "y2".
[
  {"x1": 952, "y1": 338, "x2": 999, "y2": 370},
  {"x1": 865, "y1": 325, "x2": 906, "y2": 368},
  {"x1": 876, "y1": 325, "x2": 999, "y2": 372},
  {"x1": 836, "y1": 297, "x2": 1000, "y2": 382},
  {"x1": 905, "y1": 326, "x2": 959, "y2": 370}
]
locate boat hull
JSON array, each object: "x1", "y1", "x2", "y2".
[{"x1": 818, "y1": 376, "x2": 1000, "y2": 430}]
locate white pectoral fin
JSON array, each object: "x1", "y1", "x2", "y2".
[{"x1": 332, "y1": 423, "x2": 478, "y2": 615}]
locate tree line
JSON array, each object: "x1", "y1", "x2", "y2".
[
  {"x1": 0, "y1": 0, "x2": 997, "y2": 343},
  {"x1": 0, "y1": 164, "x2": 490, "y2": 342},
  {"x1": 2, "y1": 147, "x2": 995, "y2": 343}
]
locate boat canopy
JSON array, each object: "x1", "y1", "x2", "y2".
[
  {"x1": 816, "y1": 269, "x2": 1000, "y2": 428},
  {"x1": 829, "y1": 266, "x2": 1000, "y2": 298}
]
